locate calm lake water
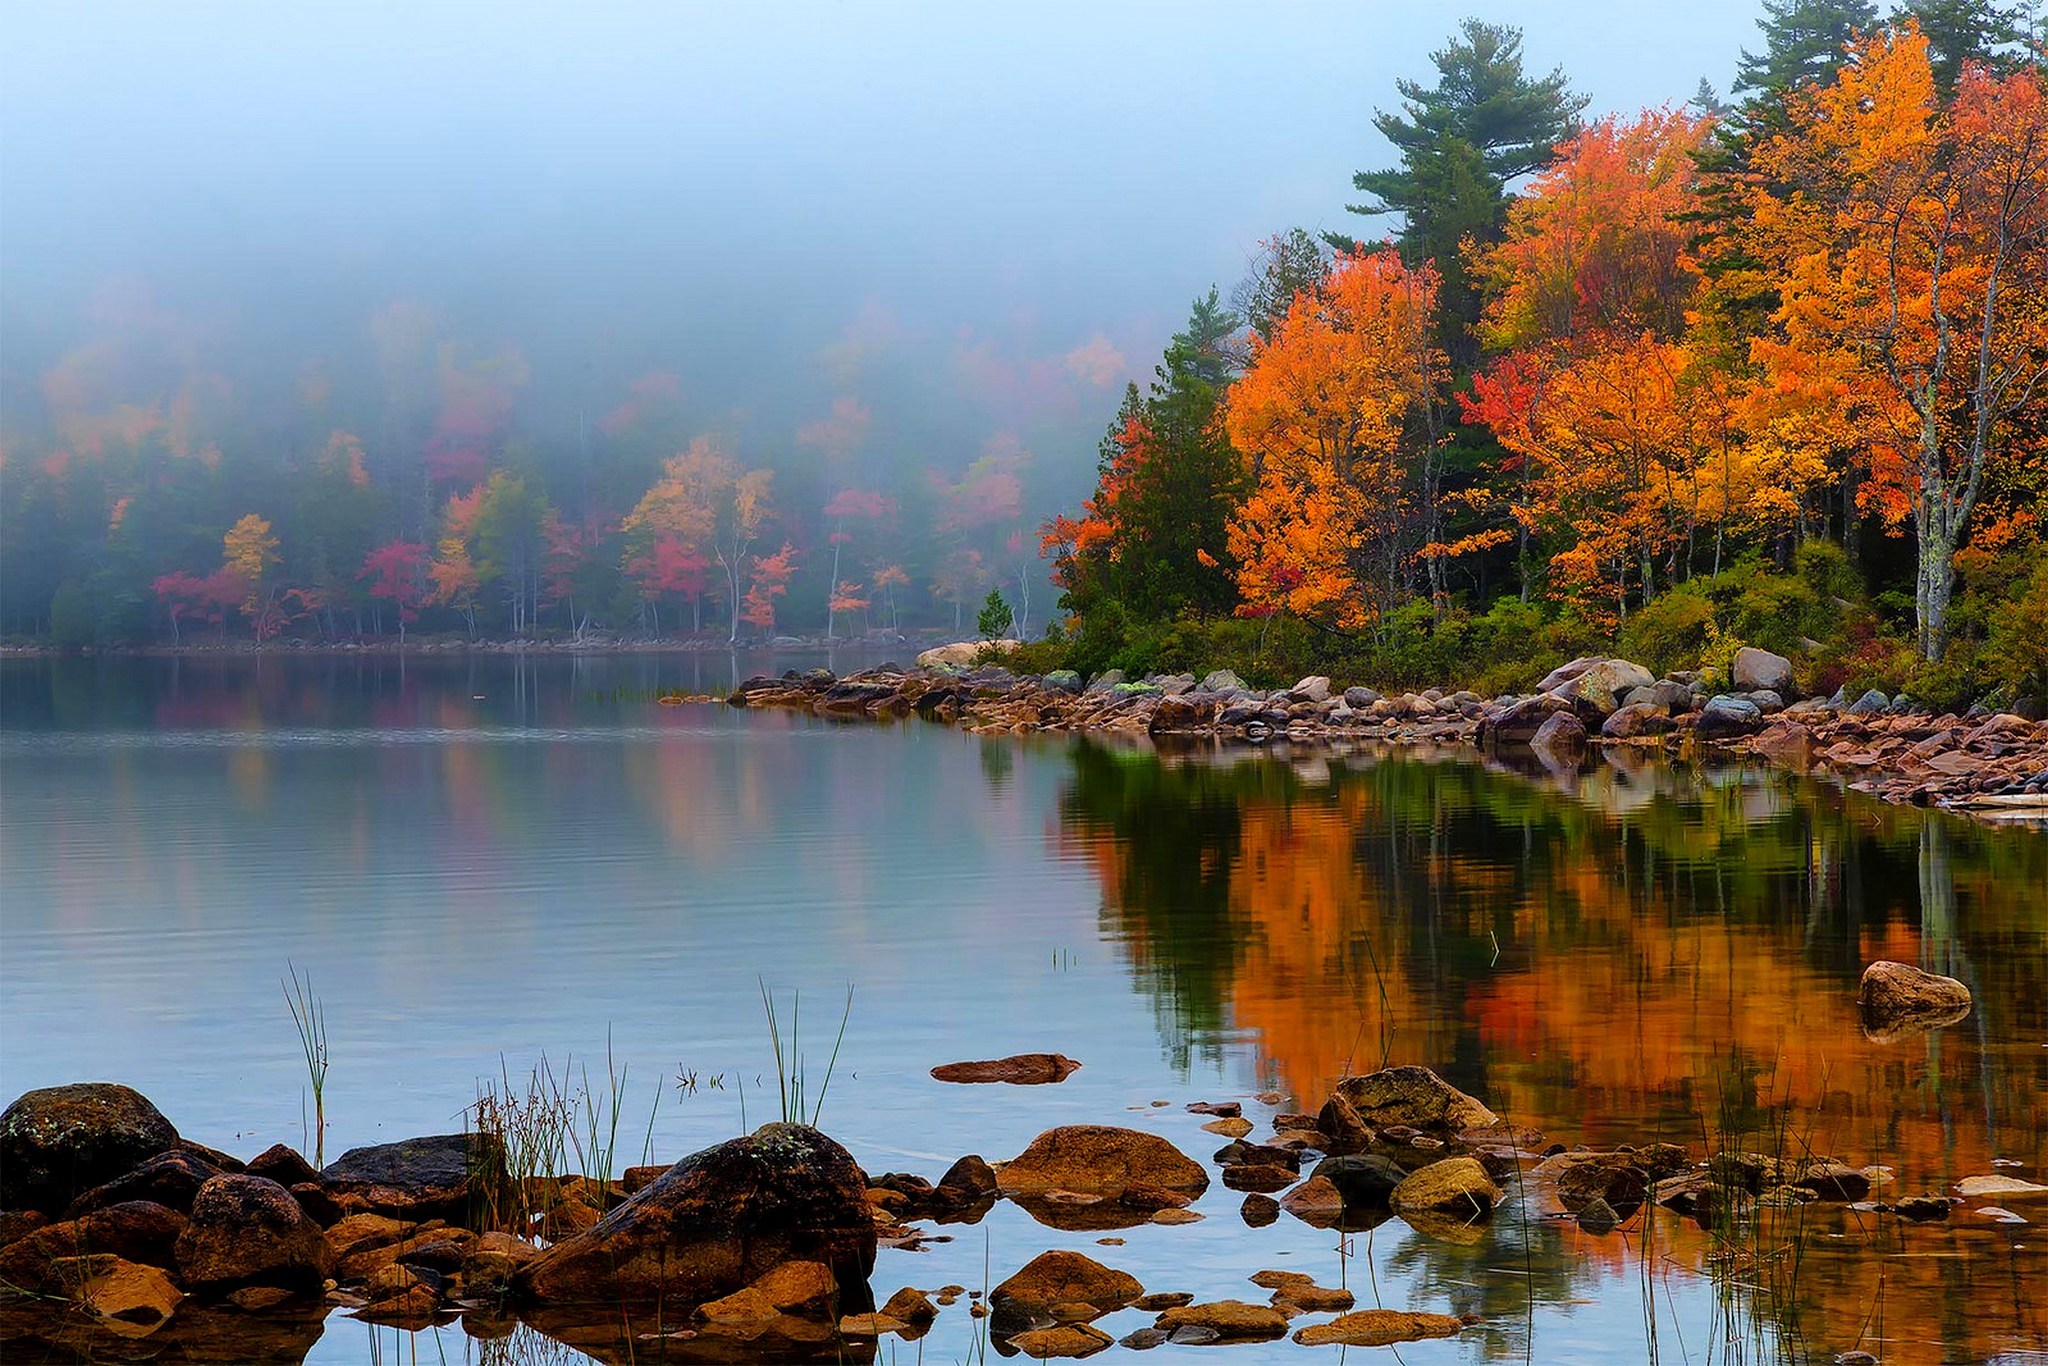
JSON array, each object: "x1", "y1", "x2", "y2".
[{"x1": 2, "y1": 654, "x2": 2044, "y2": 1365}]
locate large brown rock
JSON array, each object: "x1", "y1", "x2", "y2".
[
  {"x1": 1153, "y1": 1300, "x2": 1289, "y2": 1342},
  {"x1": 0, "y1": 1084, "x2": 180, "y2": 1215},
  {"x1": 991, "y1": 1249, "x2": 1141, "y2": 1318},
  {"x1": 1530, "y1": 712, "x2": 1588, "y2": 768},
  {"x1": 174, "y1": 1174, "x2": 334, "y2": 1296},
  {"x1": 1390, "y1": 1158, "x2": 1502, "y2": 1220},
  {"x1": 929, "y1": 1054, "x2": 1081, "y2": 1085},
  {"x1": 1294, "y1": 1309, "x2": 1467, "y2": 1347},
  {"x1": 514, "y1": 1123, "x2": 874, "y2": 1314},
  {"x1": 1603, "y1": 702, "x2": 1674, "y2": 739},
  {"x1": 995, "y1": 1126, "x2": 1208, "y2": 1199},
  {"x1": 1857, "y1": 961, "x2": 1973, "y2": 1037},
  {"x1": 0, "y1": 1202, "x2": 189, "y2": 1290},
  {"x1": 79, "y1": 1257, "x2": 184, "y2": 1337},
  {"x1": 64, "y1": 1147, "x2": 224, "y2": 1218},
  {"x1": 320, "y1": 1132, "x2": 506, "y2": 1222},
  {"x1": 1330, "y1": 1067, "x2": 1497, "y2": 1134},
  {"x1": 1732, "y1": 647, "x2": 1794, "y2": 695}
]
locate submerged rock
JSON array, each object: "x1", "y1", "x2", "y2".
[
  {"x1": 995, "y1": 1126, "x2": 1207, "y2": 1199},
  {"x1": 1293, "y1": 1309, "x2": 1468, "y2": 1347},
  {"x1": 514, "y1": 1123, "x2": 874, "y2": 1314},
  {"x1": 0, "y1": 1083, "x2": 180, "y2": 1215},
  {"x1": 930, "y1": 1053, "x2": 1081, "y2": 1085}
]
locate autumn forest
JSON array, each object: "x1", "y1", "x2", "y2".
[{"x1": 5, "y1": 2, "x2": 2047, "y2": 714}]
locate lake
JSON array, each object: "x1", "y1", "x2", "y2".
[{"x1": 2, "y1": 653, "x2": 2043, "y2": 1364}]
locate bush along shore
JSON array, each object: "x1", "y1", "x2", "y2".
[
  {"x1": 0, "y1": 970, "x2": 2012, "y2": 1366},
  {"x1": 714, "y1": 644, "x2": 2048, "y2": 821}
]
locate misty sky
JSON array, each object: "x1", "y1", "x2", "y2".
[{"x1": 1, "y1": 1, "x2": 1766, "y2": 488}]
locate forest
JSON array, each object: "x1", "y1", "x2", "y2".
[
  {"x1": 4, "y1": 2, "x2": 2046, "y2": 711},
  {"x1": 1038, "y1": 1, "x2": 2048, "y2": 709}
]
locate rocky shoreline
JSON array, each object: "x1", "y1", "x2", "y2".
[
  {"x1": 715, "y1": 646, "x2": 2048, "y2": 822},
  {"x1": 0, "y1": 964, "x2": 2011, "y2": 1365}
]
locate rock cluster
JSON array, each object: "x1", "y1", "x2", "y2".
[{"x1": 720, "y1": 654, "x2": 2046, "y2": 821}]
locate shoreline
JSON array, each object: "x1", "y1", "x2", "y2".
[{"x1": 718, "y1": 656, "x2": 2048, "y2": 825}]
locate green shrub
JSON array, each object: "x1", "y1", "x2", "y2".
[
  {"x1": 1982, "y1": 558, "x2": 2048, "y2": 703},
  {"x1": 1618, "y1": 582, "x2": 1717, "y2": 677}
]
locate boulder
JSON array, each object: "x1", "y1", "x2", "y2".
[
  {"x1": 1154, "y1": 1301, "x2": 1289, "y2": 1342},
  {"x1": 1857, "y1": 961, "x2": 1973, "y2": 1036},
  {"x1": 1530, "y1": 712, "x2": 1587, "y2": 768},
  {"x1": 1478, "y1": 693, "x2": 1573, "y2": 747},
  {"x1": 935, "y1": 1153, "x2": 998, "y2": 1202},
  {"x1": 514, "y1": 1123, "x2": 874, "y2": 1313},
  {"x1": 1751, "y1": 720, "x2": 1814, "y2": 766},
  {"x1": 1148, "y1": 696, "x2": 1216, "y2": 734},
  {"x1": 1291, "y1": 675, "x2": 1332, "y2": 703},
  {"x1": 1293, "y1": 1310, "x2": 1467, "y2": 1347},
  {"x1": 1330, "y1": 1067, "x2": 1497, "y2": 1133},
  {"x1": 1535, "y1": 656, "x2": 1606, "y2": 692},
  {"x1": 174, "y1": 1175, "x2": 334, "y2": 1295},
  {"x1": 1312, "y1": 1154, "x2": 1406, "y2": 1207},
  {"x1": 1198, "y1": 669, "x2": 1248, "y2": 694},
  {"x1": 1389, "y1": 1158, "x2": 1501, "y2": 1220},
  {"x1": 1732, "y1": 647, "x2": 1795, "y2": 695},
  {"x1": 63, "y1": 1147, "x2": 223, "y2": 1217},
  {"x1": 1549, "y1": 659, "x2": 1656, "y2": 714},
  {"x1": 0, "y1": 1083, "x2": 180, "y2": 1215},
  {"x1": 990, "y1": 1249, "x2": 1141, "y2": 1318},
  {"x1": 1847, "y1": 688, "x2": 1890, "y2": 715},
  {"x1": 1696, "y1": 695, "x2": 1764, "y2": 739},
  {"x1": 1344, "y1": 686, "x2": 1380, "y2": 708},
  {"x1": 1603, "y1": 703, "x2": 1674, "y2": 739},
  {"x1": 929, "y1": 1054, "x2": 1081, "y2": 1085},
  {"x1": 917, "y1": 640, "x2": 1017, "y2": 669},
  {"x1": 995, "y1": 1126, "x2": 1207, "y2": 1199},
  {"x1": 0, "y1": 1201, "x2": 189, "y2": 1288},
  {"x1": 320, "y1": 1132, "x2": 506, "y2": 1222},
  {"x1": 1315, "y1": 1092, "x2": 1376, "y2": 1152},
  {"x1": 1042, "y1": 670, "x2": 1083, "y2": 694},
  {"x1": 1007, "y1": 1323, "x2": 1115, "y2": 1357}
]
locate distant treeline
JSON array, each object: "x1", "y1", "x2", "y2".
[{"x1": 1033, "y1": 4, "x2": 2048, "y2": 709}]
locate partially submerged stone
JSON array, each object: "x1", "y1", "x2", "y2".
[
  {"x1": 1153, "y1": 1300, "x2": 1289, "y2": 1342},
  {"x1": 1857, "y1": 961, "x2": 1972, "y2": 1037},
  {"x1": 995, "y1": 1126, "x2": 1207, "y2": 1199},
  {"x1": 514, "y1": 1123, "x2": 874, "y2": 1316},
  {"x1": 1330, "y1": 1067, "x2": 1497, "y2": 1134},
  {"x1": 990, "y1": 1249, "x2": 1141, "y2": 1318},
  {"x1": 1389, "y1": 1158, "x2": 1501, "y2": 1220},
  {"x1": 1293, "y1": 1309, "x2": 1468, "y2": 1347},
  {"x1": 930, "y1": 1053, "x2": 1082, "y2": 1085},
  {"x1": 320, "y1": 1132, "x2": 506, "y2": 1222}
]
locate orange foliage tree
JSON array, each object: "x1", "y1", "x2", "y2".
[
  {"x1": 1748, "y1": 26, "x2": 2048, "y2": 656},
  {"x1": 1224, "y1": 248, "x2": 1444, "y2": 628}
]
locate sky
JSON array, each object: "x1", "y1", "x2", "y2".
[{"x1": 0, "y1": 0, "x2": 1768, "y2": 497}]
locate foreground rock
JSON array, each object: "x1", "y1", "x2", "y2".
[
  {"x1": 1154, "y1": 1300, "x2": 1290, "y2": 1342},
  {"x1": 0, "y1": 1084, "x2": 180, "y2": 1214},
  {"x1": 1389, "y1": 1158, "x2": 1503, "y2": 1220},
  {"x1": 930, "y1": 1053, "x2": 1081, "y2": 1085},
  {"x1": 1294, "y1": 1309, "x2": 1469, "y2": 1347},
  {"x1": 174, "y1": 1175, "x2": 334, "y2": 1296},
  {"x1": 994, "y1": 1126, "x2": 1208, "y2": 1200},
  {"x1": 514, "y1": 1123, "x2": 875, "y2": 1314},
  {"x1": 1857, "y1": 961, "x2": 1973, "y2": 1036},
  {"x1": 320, "y1": 1132, "x2": 506, "y2": 1222},
  {"x1": 990, "y1": 1249, "x2": 1141, "y2": 1319}
]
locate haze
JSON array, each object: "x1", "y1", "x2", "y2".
[{"x1": 1, "y1": 0, "x2": 1764, "y2": 525}]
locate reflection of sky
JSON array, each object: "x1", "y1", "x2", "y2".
[{"x1": 2, "y1": 655, "x2": 2037, "y2": 1364}]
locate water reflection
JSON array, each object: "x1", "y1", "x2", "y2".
[
  {"x1": 1, "y1": 660, "x2": 2043, "y2": 1364},
  {"x1": 1059, "y1": 736, "x2": 2048, "y2": 1362}
]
